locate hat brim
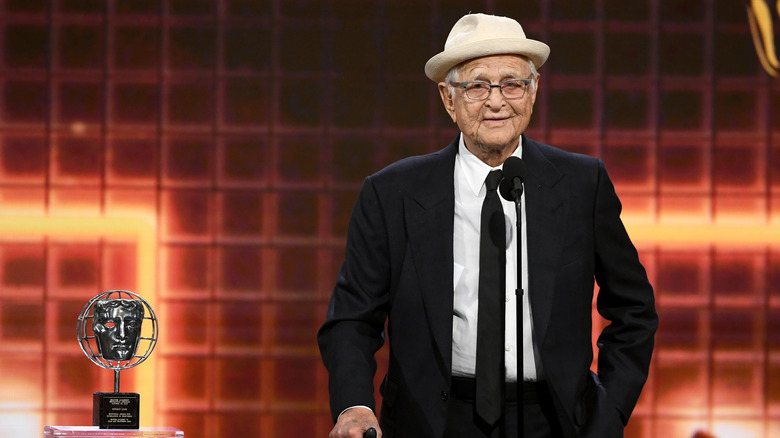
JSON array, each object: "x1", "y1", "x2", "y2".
[{"x1": 424, "y1": 38, "x2": 550, "y2": 82}]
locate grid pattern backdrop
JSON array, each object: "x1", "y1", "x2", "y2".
[{"x1": 0, "y1": 0, "x2": 778, "y2": 437}]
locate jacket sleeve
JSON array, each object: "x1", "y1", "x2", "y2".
[
  {"x1": 317, "y1": 175, "x2": 392, "y2": 423},
  {"x1": 592, "y1": 159, "x2": 658, "y2": 422}
]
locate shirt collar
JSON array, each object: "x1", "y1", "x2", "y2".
[{"x1": 457, "y1": 134, "x2": 523, "y2": 196}]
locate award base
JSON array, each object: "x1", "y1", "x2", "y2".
[{"x1": 93, "y1": 392, "x2": 140, "y2": 429}]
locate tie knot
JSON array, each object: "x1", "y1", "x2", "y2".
[{"x1": 485, "y1": 170, "x2": 502, "y2": 191}]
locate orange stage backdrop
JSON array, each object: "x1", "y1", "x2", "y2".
[{"x1": 0, "y1": 1, "x2": 778, "y2": 437}]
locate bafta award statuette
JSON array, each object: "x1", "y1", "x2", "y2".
[{"x1": 77, "y1": 290, "x2": 158, "y2": 429}]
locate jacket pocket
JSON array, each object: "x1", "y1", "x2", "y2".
[
  {"x1": 575, "y1": 371, "x2": 623, "y2": 438},
  {"x1": 574, "y1": 370, "x2": 598, "y2": 427}
]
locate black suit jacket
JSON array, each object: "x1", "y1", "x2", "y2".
[{"x1": 318, "y1": 135, "x2": 658, "y2": 438}]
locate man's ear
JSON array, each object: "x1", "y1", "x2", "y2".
[
  {"x1": 437, "y1": 82, "x2": 457, "y2": 123},
  {"x1": 529, "y1": 74, "x2": 540, "y2": 106}
]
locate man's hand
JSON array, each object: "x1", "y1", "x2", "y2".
[{"x1": 329, "y1": 407, "x2": 382, "y2": 438}]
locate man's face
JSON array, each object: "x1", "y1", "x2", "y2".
[
  {"x1": 93, "y1": 301, "x2": 143, "y2": 361},
  {"x1": 438, "y1": 55, "x2": 538, "y2": 163}
]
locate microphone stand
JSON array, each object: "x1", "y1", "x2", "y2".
[{"x1": 510, "y1": 178, "x2": 524, "y2": 438}]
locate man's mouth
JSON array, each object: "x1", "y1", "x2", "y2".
[{"x1": 483, "y1": 117, "x2": 509, "y2": 125}]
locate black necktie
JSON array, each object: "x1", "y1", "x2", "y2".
[{"x1": 475, "y1": 169, "x2": 506, "y2": 427}]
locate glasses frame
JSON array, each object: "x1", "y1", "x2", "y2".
[{"x1": 450, "y1": 78, "x2": 533, "y2": 101}]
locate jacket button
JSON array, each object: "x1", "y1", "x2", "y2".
[{"x1": 440, "y1": 391, "x2": 448, "y2": 401}]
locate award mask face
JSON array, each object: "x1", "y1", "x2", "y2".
[{"x1": 92, "y1": 299, "x2": 145, "y2": 361}]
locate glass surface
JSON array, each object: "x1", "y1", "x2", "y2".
[{"x1": 44, "y1": 426, "x2": 183, "y2": 437}]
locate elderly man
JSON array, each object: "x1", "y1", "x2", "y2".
[{"x1": 318, "y1": 13, "x2": 657, "y2": 438}]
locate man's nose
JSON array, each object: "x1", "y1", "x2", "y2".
[{"x1": 485, "y1": 86, "x2": 506, "y2": 106}]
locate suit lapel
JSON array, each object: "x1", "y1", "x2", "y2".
[
  {"x1": 400, "y1": 137, "x2": 568, "y2": 374},
  {"x1": 523, "y1": 138, "x2": 567, "y2": 346},
  {"x1": 404, "y1": 142, "x2": 457, "y2": 374}
]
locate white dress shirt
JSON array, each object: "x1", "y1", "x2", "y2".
[{"x1": 452, "y1": 134, "x2": 537, "y2": 382}]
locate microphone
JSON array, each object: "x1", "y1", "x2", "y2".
[
  {"x1": 363, "y1": 427, "x2": 377, "y2": 438},
  {"x1": 499, "y1": 155, "x2": 527, "y2": 430},
  {"x1": 499, "y1": 156, "x2": 527, "y2": 202}
]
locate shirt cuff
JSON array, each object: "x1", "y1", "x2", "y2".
[{"x1": 337, "y1": 405, "x2": 374, "y2": 421}]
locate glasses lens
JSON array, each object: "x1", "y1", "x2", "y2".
[
  {"x1": 500, "y1": 80, "x2": 527, "y2": 99},
  {"x1": 464, "y1": 82, "x2": 490, "y2": 100}
]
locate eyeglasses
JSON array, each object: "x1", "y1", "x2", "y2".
[{"x1": 450, "y1": 78, "x2": 533, "y2": 101}]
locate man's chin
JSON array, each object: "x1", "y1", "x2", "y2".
[{"x1": 475, "y1": 135, "x2": 521, "y2": 152}]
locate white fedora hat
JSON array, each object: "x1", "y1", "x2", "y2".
[{"x1": 424, "y1": 13, "x2": 550, "y2": 82}]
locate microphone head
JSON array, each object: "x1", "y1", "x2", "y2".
[
  {"x1": 503, "y1": 156, "x2": 527, "y2": 180},
  {"x1": 499, "y1": 156, "x2": 527, "y2": 201}
]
